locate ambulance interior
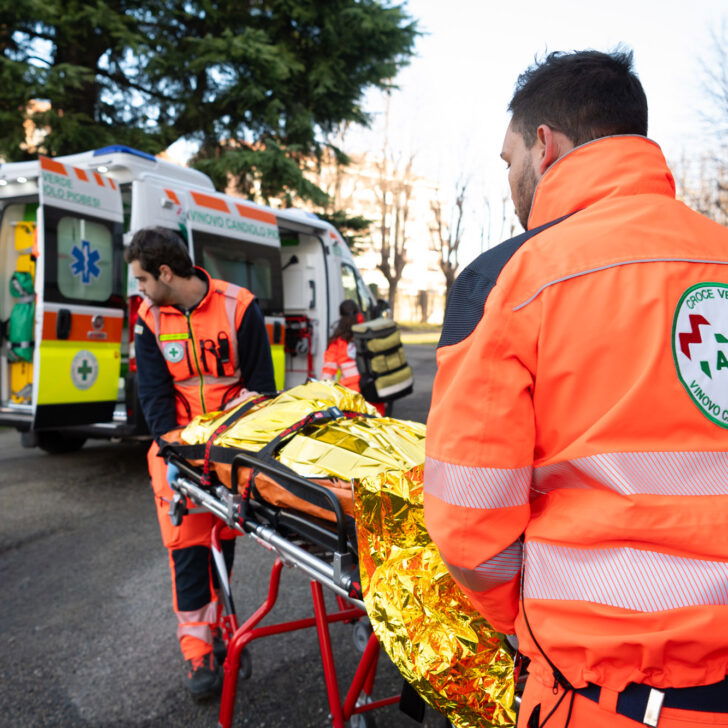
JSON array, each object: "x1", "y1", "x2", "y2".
[
  {"x1": 0, "y1": 202, "x2": 37, "y2": 409},
  {"x1": 190, "y1": 224, "x2": 375, "y2": 390}
]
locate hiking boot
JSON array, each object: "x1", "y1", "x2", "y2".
[
  {"x1": 183, "y1": 652, "x2": 222, "y2": 700},
  {"x1": 212, "y1": 629, "x2": 227, "y2": 666},
  {"x1": 213, "y1": 628, "x2": 252, "y2": 679}
]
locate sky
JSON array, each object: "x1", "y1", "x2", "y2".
[{"x1": 345, "y1": 0, "x2": 727, "y2": 260}]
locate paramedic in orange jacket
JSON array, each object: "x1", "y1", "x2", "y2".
[
  {"x1": 424, "y1": 50, "x2": 728, "y2": 728},
  {"x1": 126, "y1": 227, "x2": 275, "y2": 699}
]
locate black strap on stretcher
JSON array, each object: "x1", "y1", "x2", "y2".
[
  {"x1": 199, "y1": 394, "x2": 271, "y2": 486},
  {"x1": 162, "y1": 405, "x2": 374, "y2": 558},
  {"x1": 159, "y1": 394, "x2": 271, "y2": 476}
]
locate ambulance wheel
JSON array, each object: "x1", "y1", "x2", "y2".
[
  {"x1": 36, "y1": 431, "x2": 87, "y2": 454},
  {"x1": 349, "y1": 715, "x2": 377, "y2": 728},
  {"x1": 350, "y1": 697, "x2": 377, "y2": 728},
  {"x1": 352, "y1": 618, "x2": 373, "y2": 652}
]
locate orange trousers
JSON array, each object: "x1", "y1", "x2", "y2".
[
  {"x1": 148, "y1": 442, "x2": 238, "y2": 661},
  {"x1": 518, "y1": 674, "x2": 728, "y2": 728}
]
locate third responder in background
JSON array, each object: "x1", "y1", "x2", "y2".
[
  {"x1": 125, "y1": 227, "x2": 275, "y2": 699},
  {"x1": 424, "y1": 49, "x2": 728, "y2": 727}
]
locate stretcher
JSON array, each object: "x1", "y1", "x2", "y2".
[
  {"x1": 165, "y1": 447, "x2": 402, "y2": 728},
  {"x1": 161, "y1": 381, "x2": 516, "y2": 728}
]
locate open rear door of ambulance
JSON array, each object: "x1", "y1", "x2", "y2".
[{"x1": 33, "y1": 156, "x2": 124, "y2": 429}]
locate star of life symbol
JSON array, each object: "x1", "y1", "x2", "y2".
[
  {"x1": 70, "y1": 350, "x2": 99, "y2": 390},
  {"x1": 70, "y1": 239, "x2": 101, "y2": 284},
  {"x1": 163, "y1": 341, "x2": 186, "y2": 363},
  {"x1": 673, "y1": 282, "x2": 728, "y2": 428}
]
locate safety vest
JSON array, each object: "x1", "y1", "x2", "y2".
[
  {"x1": 139, "y1": 269, "x2": 255, "y2": 424},
  {"x1": 425, "y1": 136, "x2": 728, "y2": 692},
  {"x1": 321, "y1": 337, "x2": 360, "y2": 391}
]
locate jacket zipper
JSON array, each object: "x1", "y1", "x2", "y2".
[{"x1": 185, "y1": 311, "x2": 206, "y2": 413}]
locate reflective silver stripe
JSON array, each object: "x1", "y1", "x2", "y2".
[
  {"x1": 534, "y1": 451, "x2": 728, "y2": 497},
  {"x1": 444, "y1": 541, "x2": 523, "y2": 592},
  {"x1": 176, "y1": 602, "x2": 217, "y2": 644},
  {"x1": 176, "y1": 374, "x2": 240, "y2": 388},
  {"x1": 424, "y1": 456, "x2": 531, "y2": 509},
  {"x1": 513, "y1": 258, "x2": 728, "y2": 311},
  {"x1": 524, "y1": 541, "x2": 728, "y2": 612},
  {"x1": 150, "y1": 305, "x2": 164, "y2": 354},
  {"x1": 223, "y1": 283, "x2": 241, "y2": 366}
]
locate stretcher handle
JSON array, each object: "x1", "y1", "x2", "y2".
[{"x1": 230, "y1": 451, "x2": 349, "y2": 555}]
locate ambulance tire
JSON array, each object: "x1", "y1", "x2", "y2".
[
  {"x1": 36, "y1": 431, "x2": 87, "y2": 454},
  {"x1": 349, "y1": 705, "x2": 377, "y2": 728},
  {"x1": 349, "y1": 716, "x2": 376, "y2": 728}
]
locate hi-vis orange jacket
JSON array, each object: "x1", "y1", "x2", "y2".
[
  {"x1": 424, "y1": 136, "x2": 728, "y2": 693},
  {"x1": 136, "y1": 268, "x2": 274, "y2": 434},
  {"x1": 321, "y1": 337, "x2": 361, "y2": 391}
]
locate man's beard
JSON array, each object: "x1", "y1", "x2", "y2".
[{"x1": 515, "y1": 163, "x2": 538, "y2": 230}]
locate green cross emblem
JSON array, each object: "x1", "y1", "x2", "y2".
[
  {"x1": 163, "y1": 341, "x2": 186, "y2": 363},
  {"x1": 77, "y1": 359, "x2": 93, "y2": 381},
  {"x1": 70, "y1": 350, "x2": 98, "y2": 390}
]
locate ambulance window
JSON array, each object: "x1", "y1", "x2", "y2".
[
  {"x1": 193, "y1": 232, "x2": 283, "y2": 315},
  {"x1": 341, "y1": 263, "x2": 373, "y2": 318},
  {"x1": 341, "y1": 263, "x2": 358, "y2": 303},
  {"x1": 56, "y1": 217, "x2": 113, "y2": 301},
  {"x1": 356, "y1": 275, "x2": 373, "y2": 318}
]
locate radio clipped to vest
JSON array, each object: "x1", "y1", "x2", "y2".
[{"x1": 351, "y1": 317, "x2": 413, "y2": 403}]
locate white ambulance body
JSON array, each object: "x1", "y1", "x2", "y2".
[{"x1": 0, "y1": 146, "x2": 379, "y2": 451}]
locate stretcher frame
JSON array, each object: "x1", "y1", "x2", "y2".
[{"x1": 167, "y1": 449, "x2": 401, "y2": 728}]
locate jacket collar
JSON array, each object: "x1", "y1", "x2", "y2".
[{"x1": 527, "y1": 135, "x2": 676, "y2": 230}]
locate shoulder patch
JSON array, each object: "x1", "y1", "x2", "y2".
[
  {"x1": 134, "y1": 323, "x2": 144, "y2": 335},
  {"x1": 439, "y1": 215, "x2": 570, "y2": 348},
  {"x1": 672, "y1": 281, "x2": 728, "y2": 428}
]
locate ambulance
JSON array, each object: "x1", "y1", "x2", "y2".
[{"x1": 0, "y1": 146, "x2": 383, "y2": 452}]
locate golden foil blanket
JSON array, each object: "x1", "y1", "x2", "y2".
[{"x1": 178, "y1": 380, "x2": 514, "y2": 725}]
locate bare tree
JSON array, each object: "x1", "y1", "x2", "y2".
[
  {"x1": 675, "y1": 20, "x2": 728, "y2": 224},
  {"x1": 374, "y1": 152, "x2": 416, "y2": 316},
  {"x1": 430, "y1": 180, "x2": 467, "y2": 299},
  {"x1": 701, "y1": 21, "x2": 728, "y2": 136},
  {"x1": 479, "y1": 193, "x2": 518, "y2": 251}
]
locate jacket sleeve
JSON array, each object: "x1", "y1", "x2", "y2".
[
  {"x1": 237, "y1": 300, "x2": 276, "y2": 394},
  {"x1": 424, "y1": 263, "x2": 536, "y2": 635},
  {"x1": 321, "y1": 340, "x2": 340, "y2": 380},
  {"x1": 134, "y1": 318, "x2": 179, "y2": 438}
]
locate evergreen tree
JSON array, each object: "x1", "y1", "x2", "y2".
[{"x1": 0, "y1": 1, "x2": 418, "y2": 203}]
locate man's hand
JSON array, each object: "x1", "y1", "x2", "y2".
[
  {"x1": 223, "y1": 389, "x2": 259, "y2": 410},
  {"x1": 166, "y1": 462, "x2": 180, "y2": 488}
]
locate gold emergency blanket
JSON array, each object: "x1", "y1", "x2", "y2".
[
  {"x1": 354, "y1": 467, "x2": 516, "y2": 728},
  {"x1": 177, "y1": 381, "x2": 514, "y2": 726},
  {"x1": 180, "y1": 380, "x2": 378, "y2": 452}
]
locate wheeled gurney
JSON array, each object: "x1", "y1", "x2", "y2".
[
  {"x1": 166, "y1": 447, "x2": 400, "y2": 728},
  {"x1": 161, "y1": 381, "x2": 516, "y2": 728}
]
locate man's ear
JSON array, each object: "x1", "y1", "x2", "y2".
[
  {"x1": 158, "y1": 264, "x2": 173, "y2": 283},
  {"x1": 535, "y1": 124, "x2": 574, "y2": 175}
]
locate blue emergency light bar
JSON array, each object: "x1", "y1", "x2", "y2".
[{"x1": 92, "y1": 146, "x2": 156, "y2": 161}]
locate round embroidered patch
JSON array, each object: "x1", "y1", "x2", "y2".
[
  {"x1": 672, "y1": 282, "x2": 728, "y2": 428},
  {"x1": 70, "y1": 350, "x2": 99, "y2": 390},
  {"x1": 163, "y1": 341, "x2": 186, "y2": 363}
]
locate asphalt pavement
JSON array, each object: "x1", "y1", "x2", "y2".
[{"x1": 0, "y1": 344, "x2": 441, "y2": 728}]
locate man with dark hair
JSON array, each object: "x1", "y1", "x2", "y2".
[
  {"x1": 425, "y1": 49, "x2": 728, "y2": 727},
  {"x1": 125, "y1": 227, "x2": 275, "y2": 699}
]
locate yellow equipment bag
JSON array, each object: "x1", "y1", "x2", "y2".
[{"x1": 351, "y1": 317, "x2": 414, "y2": 403}]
